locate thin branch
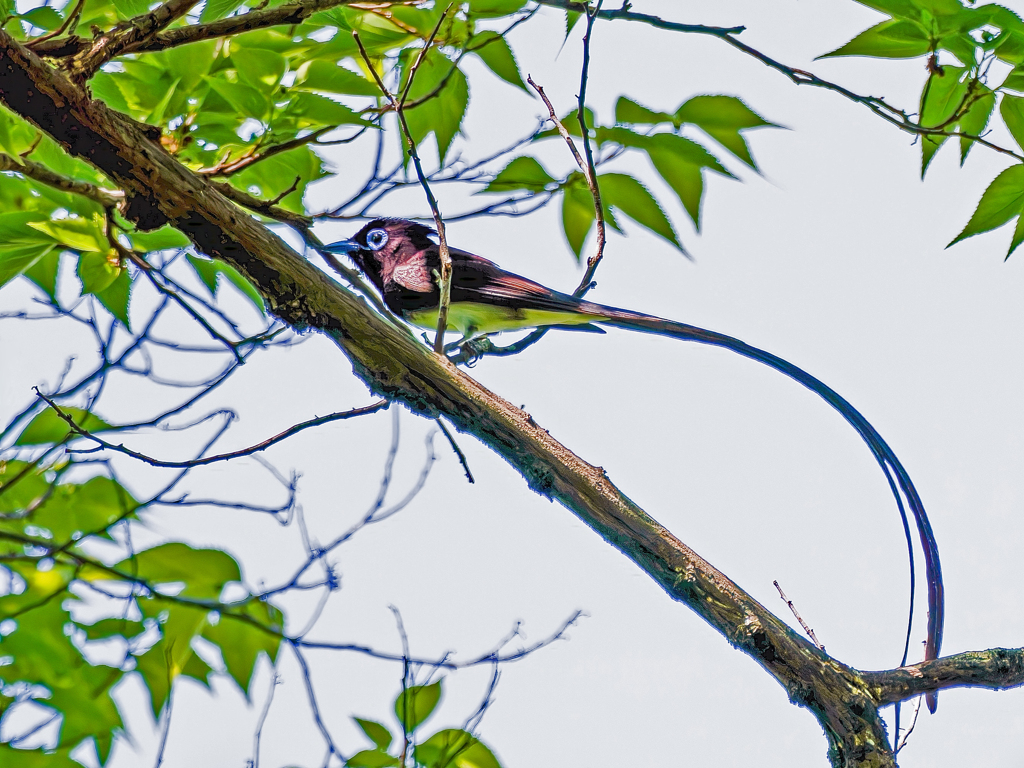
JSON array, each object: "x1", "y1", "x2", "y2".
[
  {"x1": 353, "y1": 20, "x2": 454, "y2": 354},
  {"x1": 0, "y1": 152, "x2": 123, "y2": 207},
  {"x1": 773, "y1": 580, "x2": 824, "y2": 652},
  {"x1": 67, "y1": 0, "x2": 203, "y2": 81},
  {"x1": 574, "y1": 1, "x2": 607, "y2": 296},
  {"x1": 435, "y1": 418, "x2": 474, "y2": 483},
  {"x1": 66, "y1": 400, "x2": 390, "y2": 468}
]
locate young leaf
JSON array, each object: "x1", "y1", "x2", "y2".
[
  {"x1": 15, "y1": 407, "x2": 114, "y2": 446},
  {"x1": 95, "y1": 265, "x2": 133, "y2": 330},
  {"x1": 0, "y1": 243, "x2": 55, "y2": 290},
  {"x1": 27, "y1": 476, "x2": 140, "y2": 542},
  {"x1": 20, "y1": 5, "x2": 64, "y2": 30},
  {"x1": 130, "y1": 225, "x2": 191, "y2": 252},
  {"x1": 1000, "y1": 93, "x2": 1024, "y2": 150},
  {"x1": 415, "y1": 729, "x2": 502, "y2": 768},
  {"x1": 400, "y1": 49, "x2": 470, "y2": 163},
  {"x1": 394, "y1": 679, "x2": 442, "y2": 732},
  {"x1": 947, "y1": 164, "x2": 1024, "y2": 258},
  {"x1": 21, "y1": 249, "x2": 61, "y2": 300},
  {"x1": 479, "y1": 156, "x2": 555, "y2": 194},
  {"x1": 469, "y1": 31, "x2": 527, "y2": 91},
  {"x1": 919, "y1": 66, "x2": 968, "y2": 175},
  {"x1": 465, "y1": 0, "x2": 526, "y2": 17},
  {"x1": 29, "y1": 216, "x2": 106, "y2": 252},
  {"x1": 675, "y1": 95, "x2": 778, "y2": 170},
  {"x1": 202, "y1": 599, "x2": 283, "y2": 698},
  {"x1": 346, "y1": 750, "x2": 401, "y2": 768},
  {"x1": 818, "y1": 18, "x2": 932, "y2": 59},
  {"x1": 615, "y1": 96, "x2": 673, "y2": 126},
  {"x1": 958, "y1": 84, "x2": 995, "y2": 164},
  {"x1": 599, "y1": 173, "x2": 683, "y2": 252},
  {"x1": 292, "y1": 60, "x2": 380, "y2": 96},
  {"x1": 200, "y1": 0, "x2": 245, "y2": 23},
  {"x1": 113, "y1": 542, "x2": 242, "y2": 599},
  {"x1": 354, "y1": 718, "x2": 394, "y2": 751},
  {"x1": 643, "y1": 133, "x2": 734, "y2": 230},
  {"x1": 233, "y1": 48, "x2": 287, "y2": 90},
  {"x1": 77, "y1": 251, "x2": 122, "y2": 295},
  {"x1": 560, "y1": 172, "x2": 596, "y2": 260}
]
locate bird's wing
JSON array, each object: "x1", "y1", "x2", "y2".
[{"x1": 446, "y1": 247, "x2": 587, "y2": 314}]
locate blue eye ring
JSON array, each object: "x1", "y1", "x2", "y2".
[{"x1": 366, "y1": 228, "x2": 389, "y2": 251}]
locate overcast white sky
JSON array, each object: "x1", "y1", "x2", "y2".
[{"x1": 3, "y1": 0, "x2": 1024, "y2": 766}]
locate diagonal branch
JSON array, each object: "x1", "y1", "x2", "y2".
[
  {"x1": 0, "y1": 151, "x2": 123, "y2": 207},
  {"x1": 66, "y1": 0, "x2": 203, "y2": 81},
  {"x1": 34, "y1": 0, "x2": 364, "y2": 59}
]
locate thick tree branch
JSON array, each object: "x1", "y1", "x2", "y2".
[
  {"x1": 65, "y1": 0, "x2": 201, "y2": 81},
  {"x1": 0, "y1": 29, "x2": 972, "y2": 768},
  {"x1": 33, "y1": 0, "x2": 361, "y2": 59},
  {"x1": 864, "y1": 648, "x2": 1024, "y2": 705}
]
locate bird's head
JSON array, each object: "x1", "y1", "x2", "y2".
[{"x1": 322, "y1": 219, "x2": 436, "y2": 281}]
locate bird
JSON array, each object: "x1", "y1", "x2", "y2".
[{"x1": 323, "y1": 217, "x2": 944, "y2": 696}]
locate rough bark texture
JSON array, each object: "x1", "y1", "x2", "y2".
[{"x1": 1, "y1": 29, "x2": 1019, "y2": 768}]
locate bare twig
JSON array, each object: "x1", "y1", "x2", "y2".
[
  {"x1": 773, "y1": 580, "x2": 824, "y2": 652},
  {"x1": 0, "y1": 152, "x2": 123, "y2": 207},
  {"x1": 353, "y1": 17, "x2": 454, "y2": 354},
  {"x1": 435, "y1": 418, "x2": 474, "y2": 483}
]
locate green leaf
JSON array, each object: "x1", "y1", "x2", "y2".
[
  {"x1": 479, "y1": 156, "x2": 555, "y2": 194},
  {"x1": 21, "y1": 249, "x2": 61, "y2": 300},
  {"x1": 394, "y1": 679, "x2": 442, "y2": 732},
  {"x1": 201, "y1": 599, "x2": 282, "y2": 697},
  {"x1": 111, "y1": 0, "x2": 150, "y2": 16},
  {"x1": 95, "y1": 266, "x2": 133, "y2": 329},
  {"x1": 133, "y1": 603, "x2": 213, "y2": 717},
  {"x1": 947, "y1": 164, "x2": 1024, "y2": 257},
  {"x1": 206, "y1": 77, "x2": 271, "y2": 121},
  {"x1": 286, "y1": 91, "x2": 364, "y2": 127},
  {"x1": 675, "y1": 95, "x2": 778, "y2": 169},
  {"x1": 1000, "y1": 94, "x2": 1024, "y2": 151},
  {"x1": 28, "y1": 475, "x2": 139, "y2": 541},
  {"x1": 114, "y1": 542, "x2": 242, "y2": 599},
  {"x1": 560, "y1": 172, "x2": 595, "y2": 260},
  {"x1": 15, "y1": 407, "x2": 114, "y2": 446},
  {"x1": 599, "y1": 173, "x2": 683, "y2": 251},
  {"x1": 400, "y1": 48, "x2": 469, "y2": 163},
  {"x1": 77, "y1": 251, "x2": 122, "y2": 295},
  {"x1": 919, "y1": 65, "x2": 968, "y2": 175},
  {"x1": 233, "y1": 48, "x2": 287, "y2": 90},
  {"x1": 346, "y1": 749, "x2": 401, "y2": 768},
  {"x1": 1001, "y1": 65, "x2": 1024, "y2": 92},
  {"x1": 644, "y1": 133, "x2": 734, "y2": 230},
  {"x1": 615, "y1": 96, "x2": 673, "y2": 125},
  {"x1": 0, "y1": 745, "x2": 82, "y2": 768},
  {"x1": 469, "y1": 32, "x2": 526, "y2": 91},
  {"x1": 185, "y1": 255, "x2": 267, "y2": 314},
  {"x1": 130, "y1": 225, "x2": 191, "y2": 252},
  {"x1": 958, "y1": 84, "x2": 995, "y2": 164},
  {"x1": 354, "y1": 718, "x2": 393, "y2": 751},
  {"x1": 20, "y1": 6, "x2": 64, "y2": 30},
  {"x1": 29, "y1": 216, "x2": 106, "y2": 252},
  {"x1": 415, "y1": 729, "x2": 502, "y2": 768},
  {"x1": 564, "y1": 9, "x2": 582, "y2": 42},
  {"x1": 0, "y1": 243, "x2": 55, "y2": 290},
  {"x1": 465, "y1": 0, "x2": 526, "y2": 17},
  {"x1": 0, "y1": 459, "x2": 50, "y2": 516},
  {"x1": 819, "y1": 18, "x2": 932, "y2": 59},
  {"x1": 292, "y1": 60, "x2": 380, "y2": 96},
  {"x1": 200, "y1": 0, "x2": 245, "y2": 23}
]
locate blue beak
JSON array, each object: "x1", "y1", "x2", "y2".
[{"x1": 322, "y1": 239, "x2": 361, "y2": 255}]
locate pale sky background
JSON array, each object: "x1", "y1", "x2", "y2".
[{"x1": 3, "y1": 0, "x2": 1024, "y2": 766}]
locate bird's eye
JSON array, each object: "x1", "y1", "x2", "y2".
[{"x1": 366, "y1": 229, "x2": 389, "y2": 251}]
